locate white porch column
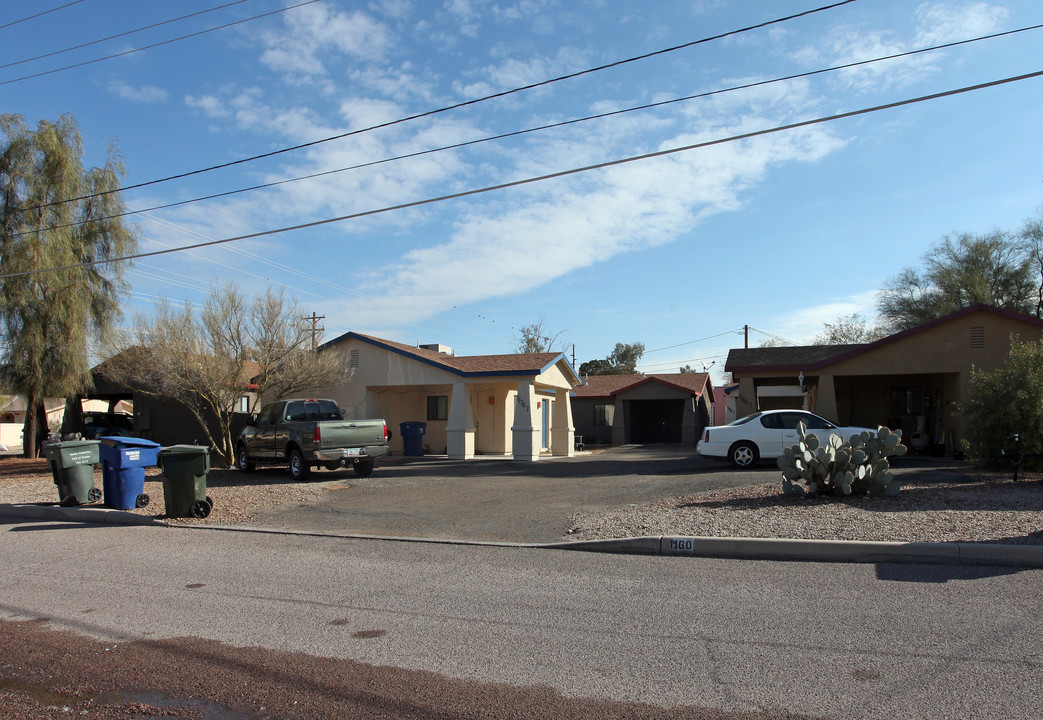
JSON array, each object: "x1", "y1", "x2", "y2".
[
  {"x1": 551, "y1": 388, "x2": 575, "y2": 457},
  {"x1": 447, "y1": 382, "x2": 475, "y2": 460},
  {"x1": 511, "y1": 380, "x2": 540, "y2": 461}
]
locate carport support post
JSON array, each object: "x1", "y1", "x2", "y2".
[
  {"x1": 551, "y1": 387, "x2": 574, "y2": 456},
  {"x1": 447, "y1": 382, "x2": 475, "y2": 460},
  {"x1": 511, "y1": 381, "x2": 540, "y2": 461}
]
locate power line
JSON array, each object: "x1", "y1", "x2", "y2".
[
  {"x1": 5, "y1": 66, "x2": 1041, "y2": 281},
  {"x1": 22, "y1": 0, "x2": 859, "y2": 211},
  {"x1": 31, "y1": 5, "x2": 1030, "y2": 239},
  {"x1": 0, "y1": 1, "x2": 86, "y2": 31},
  {"x1": 644, "y1": 330, "x2": 745, "y2": 354},
  {"x1": 0, "y1": 0, "x2": 258, "y2": 71},
  {"x1": 0, "y1": 0, "x2": 320, "y2": 86}
]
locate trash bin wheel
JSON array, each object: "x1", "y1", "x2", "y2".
[
  {"x1": 59, "y1": 494, "x2": 78, "y2": 507},
  {"x1": 87, "y1": 488, "x2": 102, "y2": 502},
  {"x1": 205, "y1": 495, "x2": 213, "y2": 508},
  {"x1": 190, "y1": 500, "x2": 211, "y2": 518},
  {"x1": 353, "y1": 459, "x2": 374, "y2": 478},
  {"x1": 135, "y1": 493, "x2": 150, "y2": 508}
]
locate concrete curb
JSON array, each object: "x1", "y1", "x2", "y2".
[
  {"x1": 548, "y1": 535, "x2": 1043, "y2": 567},
  {"x1": 0, "y1": 503, "x2": 167, "y2": 527},
  {"x1": 3, "y1": 503, "x2": 1041, "y2": 567}
]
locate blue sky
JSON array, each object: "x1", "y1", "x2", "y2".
[{"x1": 4, "y1": 0, "x2": 1043, "y2": 383}]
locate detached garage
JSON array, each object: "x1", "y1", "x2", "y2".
[{"x1": 571, "y1": 373, "x2": 714, "y2": 447}]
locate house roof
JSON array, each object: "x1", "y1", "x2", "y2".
[
  {"x1": 725, "y1": 303, "x2": 1043, "y2": 374},
  {"x1": 323, "y1": 332, "x2": 580, "y2": 384},
  {"x1": 571, "y1": 373, "x2": 710, "y2": 398}
]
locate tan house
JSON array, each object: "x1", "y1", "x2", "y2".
[
  {"x1": 571, "y1": 373, "x2": 714, "y2": 446},
  {"x1": 725, "y1": 304, "x2": 1043, "y2": 455},
  {"x1": 314, "y1": 333, "x2": 582, "y2": 460}
]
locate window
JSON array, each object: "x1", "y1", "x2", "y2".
[
  {"x1": 237, "y1": 396, "x2": 250, "y2": 412},
  {"x1": 427, "y1": 395, "x2": 448, "y2": 421},
  {"x1": 594, "y1": 402, "x2": 615, "y2": 427},
  {"x1": 890, "y1": 387, "x2": 921, "y2": 415}
]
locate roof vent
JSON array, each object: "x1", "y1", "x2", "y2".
[{"x1": 419, "y1": 343, "x2": 454, "y2": 355}]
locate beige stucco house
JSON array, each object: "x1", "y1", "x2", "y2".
[
  {"x1": 725, "y1": 304, "x2": 1043, "y2": 455},
  {"x1": 314, "y1": 333, "x2": 582, "y2": 460}
]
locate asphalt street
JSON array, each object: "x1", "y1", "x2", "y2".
[{"x1": 2, "y1": 519, "x2": 1041, "y2": 719}]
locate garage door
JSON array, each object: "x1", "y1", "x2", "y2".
[{"x1": 628, "y1": 399, "x2": 684, "y2": 443}]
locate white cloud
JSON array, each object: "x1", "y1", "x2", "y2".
[
  {"x1": 769, "y1": 291, "x2": 883, "y2": 344},
  {"x1": 914, "y1": 2, "x2": 1009, "y2": 46},
  {"x1": 454, "y1": 46, "x2": 589, "y2": 97},
  {"x1": 259, "y1": 4, "x2": 392, "y2": 76},
  {"x1": 322, "y1": 115, "x2": 848, "y2": 330},
  {"x1": 108, "y1": 82, "x2": 168, "y2": 104}
]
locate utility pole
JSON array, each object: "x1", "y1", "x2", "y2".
[
  {"x1": 744, "y1": 324, "x2": 749, "y2": 349},
  {"x1": 303, "y1": 312, "x2": 325, "y2": 351}
]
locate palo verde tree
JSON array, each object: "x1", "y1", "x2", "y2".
[
  {"x1": 877, "y1": 231, "x2": 1036, "y2": 333},
  {"x1": 102, "y1": 286, "x2": 346, "y2": 465},
  {"x1": 579, "y1": 342, "x2": 645, "y2": 376},
  {"x1": 0, "y1": 114, "x2": 138, "y2": 457}
]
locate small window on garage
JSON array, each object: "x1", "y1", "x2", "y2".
[
  {"x1": 970, "y1": 327, "x2": 985, "y2": 349},
  {"x1": 427, "y1": 395, "x2": 448, "y2": 421},
  {"x1": 594, "y1": 402, "x2": 615, "y2": 427}
]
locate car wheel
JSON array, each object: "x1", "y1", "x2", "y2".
[
  {"x1": 353, "y1": 459, "x2": 374, "y2": 478},
  {"x1": 729, "y1": 441, "x2": 759, "y2": 468},
  {"x1": 237, "y1": 444, "x2": 255, "y2": 473},
  {"x1": 288, "y1": 448, "x2": 310, "y2": 481}
]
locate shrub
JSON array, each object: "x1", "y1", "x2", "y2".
[{"x1": 963, "y1": 336, "x2": 1043, "y2": 467}]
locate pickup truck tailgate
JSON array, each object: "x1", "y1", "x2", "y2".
[{"x1": 315, "y1": 419, "x2": 387, "y2": 449}]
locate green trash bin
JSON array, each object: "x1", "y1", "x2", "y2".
[
  {"x1": 157, "y1": 445, "x2": 213, "y2": 518},
  {"x1": 43, "y1": 440, "x2": 102, "y2": 506}
]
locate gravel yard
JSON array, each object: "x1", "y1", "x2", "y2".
[{"x1": 2, "y1": 454, "x2": 1041, "y2": 544}]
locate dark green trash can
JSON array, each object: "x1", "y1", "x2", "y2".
[
  {"x1": 157, "y1": 445, "x2": 213, "y2": 518},
  {"x1": 43, "y1": 440, "x2": 102, "y2": 506}
]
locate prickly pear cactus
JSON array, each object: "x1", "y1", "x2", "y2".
[{"x1": 779, "y1": 422, "x2": 906, "y2": 497}]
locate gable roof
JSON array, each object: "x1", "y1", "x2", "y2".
[
  {"x1": 322, "y1": 331, "x2": 580, "y2": 384},
  {"x1": 571, "y1": 373, "x2": 710, "y2": 398},
  {"x1": 726, "y1": 303, "x2": 1043, "y2": 374}
]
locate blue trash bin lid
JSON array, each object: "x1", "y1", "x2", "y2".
[{"x1": 98, "y1": 436, "x2": 161, "y2": 449}]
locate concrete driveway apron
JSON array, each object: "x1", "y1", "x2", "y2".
[{"x1": 244, "y1": 445, "x2": 775, "y2": 543}]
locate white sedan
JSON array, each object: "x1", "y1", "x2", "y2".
[{"x1": 696, "y1": 409, "x2": 876, "y2": 468}]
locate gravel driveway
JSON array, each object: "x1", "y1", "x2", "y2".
[{"x1": 2, "y1": 446, "x2": 1041, "y2": 545}]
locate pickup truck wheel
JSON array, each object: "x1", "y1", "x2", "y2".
[
  {"x1": 353, "y1": 459, "x2": 374, "y2": 478},
  {"x1": 288, "y1": 448, "x2": 310, "y2": 481},
  {"x1": 237, "y1": 445, "x2": 255, "y2": 473}
]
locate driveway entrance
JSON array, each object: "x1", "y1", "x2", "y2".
[{"x1": 247, "y1": 445, "x2": 775, "y2": 543}]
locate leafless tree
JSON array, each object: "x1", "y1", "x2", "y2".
[{"x1": 102, "y1": 286, "x2": 345, "y2": 464}]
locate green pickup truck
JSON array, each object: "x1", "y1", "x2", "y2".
[{"x1": 236, "y1": 398, "x2": 389, "y2": 480}]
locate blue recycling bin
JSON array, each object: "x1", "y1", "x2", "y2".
[
  {"x1": 399, "y1": 421, "x2": 426, "y2": 457},
  {"x1": 98, "y1": 436, "x2": 161, "y2": 510}
]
